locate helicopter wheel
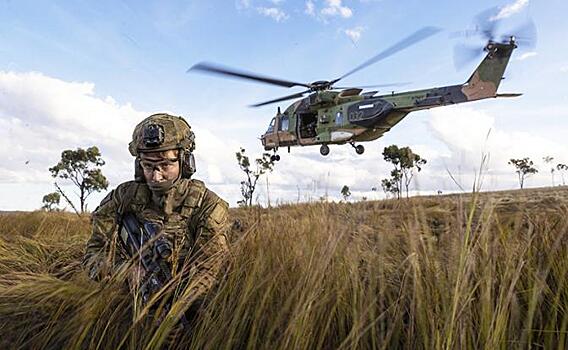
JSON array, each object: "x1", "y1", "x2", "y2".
[
  {"x1": 320, "y1": 144, "x2": 330, "y2": 156},
  {"x1": 270, "y1": 154, "x2": 281, "y2": 162},
  {"x1": 355, "y1": 145, "x2": 365, "y2": 155}
]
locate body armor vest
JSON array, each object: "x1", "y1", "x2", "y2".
[{"x1": 116, "y1": 179, "x2": 208, "y2": 272}]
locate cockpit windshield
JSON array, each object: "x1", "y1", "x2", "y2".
[{"x1": 266, "y1": 117, "x2": 276, "y2": 133}]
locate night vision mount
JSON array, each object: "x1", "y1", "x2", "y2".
[{"x1": 143, "y1": 124, "x2": 165, "y2": 148}]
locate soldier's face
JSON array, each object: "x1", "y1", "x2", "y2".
[{"x1": 140, "y1": 150, "x2": 180, "y2": 184}]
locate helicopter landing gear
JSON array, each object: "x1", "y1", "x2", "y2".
[
  {"x1": 350, "y1": 142, "x2": 365, "y2": 155},
  {"x1": 270, "y1": 149, "x2": 281, "y2": 162},
  {"x1": 320, "y1": 144, "x2": 330, "y2": 156}
]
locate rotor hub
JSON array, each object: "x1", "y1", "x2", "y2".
[
  {"x1": 310, "y1": 80, "x2": 333, "y2": 91},
  {"x1": 484, "y1": 41, "x2": 497, "y2": 52}
]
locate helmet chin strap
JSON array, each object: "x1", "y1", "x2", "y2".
[
  {"x1": 147, "y1": 178, "x2": 176, "y2": 195},
  {"x1": 172, "y1": 158, "x2": 183, "y2": 185}
]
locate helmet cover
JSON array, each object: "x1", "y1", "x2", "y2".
[{"x1": 129, "y1": 113, "x2": 195, "y2": 156}]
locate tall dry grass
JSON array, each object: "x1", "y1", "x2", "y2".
[{"x1": 0, "y1": 189, "x2": 567, "y2": 349}]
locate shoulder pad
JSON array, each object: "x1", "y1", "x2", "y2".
[
  {"x1": 205, "y1": 189, "x2": 228, "y2": 209},
  {"x1": 182, "y1": 179, "x2": 207, "y2": 209},
  {"x1": 209, "y1": 199, "x2": 229, "y2": 225}
]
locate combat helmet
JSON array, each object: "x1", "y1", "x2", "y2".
[{"x1": 129, "y1": 113, "x2": 196, "y2": 182}]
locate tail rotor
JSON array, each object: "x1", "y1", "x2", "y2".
[{"x1": 452, "y1": 7, "x2": 537, "y2": 70}]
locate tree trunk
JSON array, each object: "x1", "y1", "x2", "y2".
[{"x1": 80, "y1": 185, "x2": 85, "y2": 213}]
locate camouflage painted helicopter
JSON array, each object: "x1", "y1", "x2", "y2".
[{"x1": 189, "y1": 11, "x2": 534, "y2": 160}]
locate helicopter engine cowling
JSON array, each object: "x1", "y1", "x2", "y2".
[{"x1": 346, "y1": 99, "x2": 394, "y2": 128}]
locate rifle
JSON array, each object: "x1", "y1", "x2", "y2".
[{"x1": 118, "y1": 212, "x2": 189, "y2": 326}]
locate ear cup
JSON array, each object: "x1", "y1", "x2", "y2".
[
  {"x1": 181, "y1": 151, "x2": 196, "y2": 179},
  {"x1": 134, "y1": 158, "x2": 145, "y2": 183}
]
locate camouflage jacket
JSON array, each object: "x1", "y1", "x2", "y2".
[{"x1": 82, "y1": 178, "x2": 229, "y2": 301}]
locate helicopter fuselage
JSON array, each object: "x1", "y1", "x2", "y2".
[{"x1": 261, "y1": 40, "x2": 517, "y2": 156}]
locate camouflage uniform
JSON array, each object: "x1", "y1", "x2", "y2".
[{"x1": 82, "y1": 113, "x2": 229, "y2": 304}]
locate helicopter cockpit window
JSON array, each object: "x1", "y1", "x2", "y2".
[
  {"x1": 267, "y1": 118, "x2": 276, "y2": 133},
  {"x1": 335, "y1": 111, "x2": 344, "y2": 126},
  {"x1": 279, "y1": 115, "x2": 289, "y2": 131}
]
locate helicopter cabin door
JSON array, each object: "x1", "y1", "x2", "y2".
[{"x1": 297, "y1": 112, "x2": 318, "y2": 145}]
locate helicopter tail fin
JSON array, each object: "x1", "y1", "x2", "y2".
[{"x1": 462, "y1": 41, "x2": 516, "y2": 101}]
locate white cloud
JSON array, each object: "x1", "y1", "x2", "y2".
[
  {"x1": 427, "y1": 105, "x2": 568, "y2": 190},
  {"x1": 191, "y1": 128, "x2": 242, "y2": 185},
  {"x1": 256, "y1": 7, "x2": 289, "y2": 22},
  {"x1": 0, "y1": 71, "x2": 241, "y2": 209},
  {"x1": 0, "y1": 71, "x2": 146, "y2": 183},
  {"x1": 344, "y1": 26, "x2": 364, "y2": 43},
  {"x1": 560, "y1": 65, "x2": 568, "y2": 73},
  {"x1": 0, "y1": 71, "x2": 386, "y2": 209},
  {"x1": 492, "y1": 0, "x2": 529, "y2": 21},
  {"x1": 516, "y1": 51, "x2": 537, "y2": 61},
  {"x1": 255, "y1": 145, "x2": 392, "y2": 204},
  {"x1": 321, "y1": 0, "x2": 353, "y2": 18},
  {"x1": 3, "y1": 71, "x2": 566, "y2": 210},
  {"x1": 236, "y1": 1, "x2": 289, "y2": 23},
  {"x1": 236, "y1": 0, "x2": 252, "y2": 10},
  {"x1": 305, "y1": 0, "x2": 316, "y2": 16}
]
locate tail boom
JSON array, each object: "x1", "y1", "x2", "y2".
[{"x1": 378, "y1": 40, "x2": 518, "y2": 111}]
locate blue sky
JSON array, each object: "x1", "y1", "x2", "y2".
[{"x1": 1, "y1": 0, "x2": 567, "y2": 210}]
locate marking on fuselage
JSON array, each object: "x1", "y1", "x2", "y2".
[
  {"x1": 358, "y1": 104, "x2": 374, "y2": 109},
  {"x1": 331, "y1": 131, "x2": 353, "y2": 141}
]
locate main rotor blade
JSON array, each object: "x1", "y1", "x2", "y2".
[
  {"x1": 188, "y1": 62, "x2": 311, "y2": 89},
  {"x1": 334, "y1": 82, "x2": 411, "y2": 89},
  {"x1": 250, "y1": 90, "x2": 310, "y2": 108},
  {"x1": 335, "y1": 26, "x2": 442, "y2": 83}
]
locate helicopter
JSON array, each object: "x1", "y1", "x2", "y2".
[{"x1": 189, "y1": 10, "x2": 534, "y2": 161}]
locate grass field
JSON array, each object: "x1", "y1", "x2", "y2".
[{"x1": 0, "y1": 187, "x2": 567, "y2": 349}]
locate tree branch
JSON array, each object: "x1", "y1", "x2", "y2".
[{"x1": 54, "y1": 182, "x2": 81, "y2": 217}]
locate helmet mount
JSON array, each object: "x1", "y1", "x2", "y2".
[{"x1": 142, "y1": 124, "x2": 165, "y2": 148}]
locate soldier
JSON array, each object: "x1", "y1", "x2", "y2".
[{"x1": 82, "y1": 113, "x2": 229, "y2": 322}]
